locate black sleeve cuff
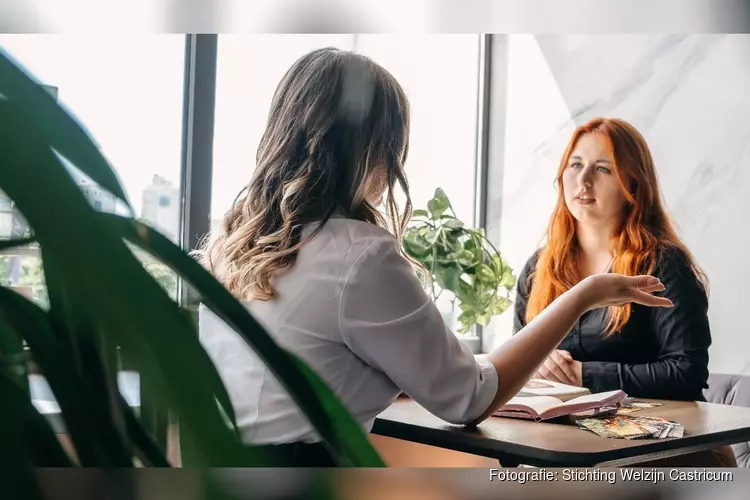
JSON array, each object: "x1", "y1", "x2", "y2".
[{"x1": 581, "y1": 361, "x2": 622, "y2": 393}]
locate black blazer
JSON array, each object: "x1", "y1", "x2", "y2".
[{"x1": 513, "y1": 247, "x2": 711, "y2": 401}]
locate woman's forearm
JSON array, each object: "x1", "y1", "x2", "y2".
[{"x1": 471, "y1": 284, "x2": 591, "y2": 423}]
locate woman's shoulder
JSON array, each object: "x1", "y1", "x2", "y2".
[
  {"x1": 653, "y1": 245, "x2": 697, "y2": 276},
  {"x1": 514, "y1": 248, "x2": 543, "y2": 295},
  {"x1": 320, "y1": 217, "x2": 396, "y2": 246},
  {"x1": 652, "y1": 244, "x2": 708, "y2": 295},
  {"x1": 307, "y1": 217, "x2": 400, "y2": 268},
  {"x1": 519, "y1": 248, "x2": 542, "y2": 277}
]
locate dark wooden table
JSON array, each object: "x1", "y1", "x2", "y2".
[{"x1": 372, "y1": 397, "x2": 750, "y2": 467}]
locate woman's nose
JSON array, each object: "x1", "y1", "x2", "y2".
[{"x1": 578, "y1": 166, "x2": 594, "y2": 187}]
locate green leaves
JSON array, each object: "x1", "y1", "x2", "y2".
[
  {"x1": 442, "y1": 217, "x2": 464, "y2": 229},
  {"x1": 0, "y1": 48, "x2": 384, "y2": 469},
  {"x1": 476, "y1": 264, "x2": 495, "y2": 284},
  {"x1": 403, "y1": 188, "x2": 517, "y2": 334},
  {"x1": 455, "y1": 250, "x2": 475, "y2": 268},
  {"x1": 490, "y1": 296, "x2": 512, "y2": 316},
  {"x1": 0, "y1": 50, "x2": 131, "y2": 210},
  {"x1": 426, "y1": 188, "x2": 451, "y2": 220},
  {"x1": 0, "y1": 286, "x2": 132, "y2": 466},
  {"x1": 436, "y1": 265, "x2": 461, "y2": 293},
  {"x1": 402, "y1": 231, "x2": 431, "y2": 258},
  {"x1": 0, "y1": 369, "x2": 74, "y2": 467},
  {"x1": 491, "y1": 254, "x2": 516, "y2": 289}
]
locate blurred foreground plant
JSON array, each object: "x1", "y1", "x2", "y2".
[{"x1": 0, "y1": 46, "x2": 383, "y2": 494}]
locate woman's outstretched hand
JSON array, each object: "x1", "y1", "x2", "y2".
[{"x1": 579, "y1": 273, "x2": 673, "y2": 311}]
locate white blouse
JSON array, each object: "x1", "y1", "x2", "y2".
[{"x1": 198, "y1": 215, "x2": 498, "y2": 444}]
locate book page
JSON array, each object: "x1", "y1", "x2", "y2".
[
  {"x1": 549, "y1": 390, "x2": 624, "y2": 411},
  {"x1": 516, "y1": 379, "x2": 591, "y2": 400},
  {"x1": 522, "y1": 379, "x2": 588, "y2": 393},
  {"x1": 503, "y1": 395, "x2": 564, "y2": 414}
]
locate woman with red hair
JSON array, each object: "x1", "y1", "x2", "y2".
[
  {"x1": 513, "y1": 118, "x2": 739, "y2": 466},
  {"x1": 513, "y1": 117, "x2": 711, "y2": 401}
]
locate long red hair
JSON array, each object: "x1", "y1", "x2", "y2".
[{"x1": 525, "y1": 117, "x2": 707, "y2": 335}]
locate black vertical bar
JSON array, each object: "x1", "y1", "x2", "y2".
[
  {"x1": 484, "y1": 35, "x2": 509, "y2": 251},
  {"x1": 179, "y1": 34, "x2": 217, "y2": 258},
  {"x1": 469, "y1": 34, "x2": 493, "y2": 353},
  {"x1": 175, "y1": 33, "x2": 219, "y2": 466},
  {"x1": 482, "y1": 35, "x2": 510, "y2": 353},
  {"x1": 474, "y1": 34, "x2": 492, "y2": 232}
]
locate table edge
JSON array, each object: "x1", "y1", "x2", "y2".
[{"x1": 372, "y1": 415, "x2": 750, "y2": 466}]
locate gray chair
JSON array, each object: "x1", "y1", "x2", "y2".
[{"x1": 704, "y1": 373, "x2": 750, "y2": 467}]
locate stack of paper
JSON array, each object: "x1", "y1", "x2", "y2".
[
  {"x1": 576, "y1": 415, "x2": 684, "y2": 439},
  {"x1": 628, "y1": 416, "x2": 684, "y2": 438}
]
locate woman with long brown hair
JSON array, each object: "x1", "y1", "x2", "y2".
[{"x1": 197, "y1": 52, "x2": 671, "y2": 466}]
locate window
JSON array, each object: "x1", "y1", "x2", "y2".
[
  {"x1": 158, "y1": 196, "x2": 171, "y2": 208},
  {"x1": 354, "y1": 35, "x2": 481, "y2": 223},
  {"x1": 0, "y1": 35, "x2": 186, "y2": 302}
]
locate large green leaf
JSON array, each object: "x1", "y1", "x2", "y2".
[
  {"x1": 0, "y1": 373, "x2": 57, "y2": 500},
  {"x1": 427, "y1": 190, "x2": 450, "y2": 219},
  {"x1": 402, "y1": 230, "x2": 431, "y2": 257},
  {"x1": 490, "y1": 296, "x2": 512, "y2": 315},
  {"x1": 0, "y1": 286, "x2": 131, "y2": 466},
  {"x1": 41, "y1": 246, "x2": 134, "y2": 462},
  {"x1": 0, "y1": 49, "x2": 131, "y2": 209},
  {"x1": 0, "y1": 368, "x2": 74, "y2": 467},
  {"x1": 424, "y1": 228, "x2": 439, "y2": 245},
  {"x1": 436, "y1": 264, "x2": 461, "y2": 293},
  {"x1": 0, "y1": 99, "x2": 245, "y2": 466},
  {"x1": 454, "y1": 249, "x2": 476, "y2": 269},
  {"x1": 106, "y1": 215, "x2": 385, "y2": 467},
  {"x1": 441, "y1": 217, "x2": 463, "y2": 229},
  {"x1": 476, "y1": 264, "x2": 497, "y2": 285},
  {"x1": 0, "y1": 288, "x2": 29, "y2": 398},
  {"x1": 121, "y1": 393, "x2": 170, "y2": 467}
]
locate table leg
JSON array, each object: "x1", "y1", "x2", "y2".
[{"x1": 496, "y1": 452, "x2": 521, "y2": 467}]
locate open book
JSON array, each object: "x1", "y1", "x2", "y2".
[
  {"x1": 493, "y1": 390, "x2": 627, "y2": 421},
  {"x1": 515, "y1": 379, "x2": 592, "y2": 401}
]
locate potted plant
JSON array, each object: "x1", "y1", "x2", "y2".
[
  {"x1": 0, "y1": 46, "x2": 383, "y2": 484},
  {"x1": 402, "y1": 189, "x2": 516, "y2": 334}
]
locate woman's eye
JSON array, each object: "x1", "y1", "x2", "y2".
[
  {"x1": 571, "y1": 162, "x2": 583, "y2": 169},
  {"x1": 597, "y1": 166, "x2": 611, "y2": 173}
]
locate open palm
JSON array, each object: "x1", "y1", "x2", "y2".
[{"x1": 582, "y1": 273, "x2": 673, "y2": 310}]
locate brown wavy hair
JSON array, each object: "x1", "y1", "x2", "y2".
[
  {"x1": 525, "y1": 117, "x2": 708, "y2": 335},
  {"x1": 196, "y1": 47, "x2": 412, "y2": 301}
]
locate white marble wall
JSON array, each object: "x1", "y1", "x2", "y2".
[{"x1": 484, "y1": 34, "x2": 750, "y2": 376}]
